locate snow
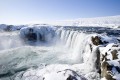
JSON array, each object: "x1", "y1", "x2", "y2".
[
  {"x1": 100, "y1": 40, "x2": 120, "y2": 80},
  {"x1": 0, "y1": 28, "x2": 102, "y2": 79},
  {"x1": 20, "y1": 25, "x2": 56, "y2": 44},
  {"x1": 0, "y1": 16, "x2": 120, "y2": 30},
  {"x1": 51, "y1": 15, "x2": 120, "y2": 28},
  {"x1": 0, "y1": 20, "x2": 120, "y2": 80},
  {"x1": 113, "y1": 74, "x2": 120, "y2": 80},
  {"x1": 14, "y1": 64, "x2": 99, "y2": 80}
]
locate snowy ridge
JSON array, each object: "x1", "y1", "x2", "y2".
[
  {"x1": 0, "y1": 19, "x2": 120, "y2": 80},
  {"x1": 52, "y1": 15, "x2": 120, "y2": 28},
  {"x1": 0, "y1": 15, "x2": 120, "y2": 29}
]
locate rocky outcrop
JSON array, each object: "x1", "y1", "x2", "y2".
[
  {"x1": 20, "y1": 26, "x2": 56, "y2": 42},
  {"x1": 91, "y1": 36, "x2": 103, "y2": 46},
  {"x1": 91, "y1": 36, "x2": 109, "y2": 46},
  {"x1": 95, "y1": 47, "x2": 101, "y2": 74},
  {"x1": 101, "y1": 61, "x2": 116, "y2": 80},
  {"x1": 100, "y1": 44, "x2": 120, "y2": 80},
  {"x1": 90, "y1": 35, "x2": 120, "y2": 80},
  {"x1": 90, "y1": 36, "x2": 102, "y2": 74},
  {"x1": 111, "y1": 49, "x2": 118, "y2": 60}
]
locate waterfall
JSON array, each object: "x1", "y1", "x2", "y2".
[
  {"x1": 20, "y1": 26, "x2": 98, "y2": 63},
  {"x1": 1, "y1": 25, "x2": 120, "y2": 80},
  {"x1": 56, "y1": 28, "x2": 95, "y2": 63}
]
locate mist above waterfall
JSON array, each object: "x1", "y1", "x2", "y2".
[{"x1": 0, "y1": 24, "x2": 120, "y2": 80}]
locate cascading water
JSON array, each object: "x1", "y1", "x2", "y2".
[
  {"x1": 19, "y1": 26, "x2": 91, "y2": 64},
  {"x1": 21, "y1": 26, "x2": 95, "y2": 64},
  {"x1": 0, "y1": 25, "x2": 120, "y2": 80},
  {"x1": 0, "y1": 31, "x2": 23, "y2": 50},
  {"x1": 55, "y1": 28, "x2": 92, "y2": 63}
]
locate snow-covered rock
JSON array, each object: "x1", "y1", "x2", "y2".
[
  {"x1": 100, "y1": 43, "x2": 120, "y2": 80},
  {"x1": 20, "y1": 25, "x2": 56, "y2": 43},
  {"x1": 0, "y1": 24, "x2": 26, "y2": 31},
  {"x1": 0, "y1": 25, "x2": 120, "y2": 80}
]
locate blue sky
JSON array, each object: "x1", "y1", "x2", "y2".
[{"x1": 0, "y1": 0, "x2": 120, "y2": 24}]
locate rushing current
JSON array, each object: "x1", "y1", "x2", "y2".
[{"x1": 0, "y1": 25, "x2": 120, "y2": 80}]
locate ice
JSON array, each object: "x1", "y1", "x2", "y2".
[{"x1": 0, "y1": 24, "x2": 120, "y2": 80}]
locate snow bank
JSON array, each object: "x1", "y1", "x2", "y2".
[
  {"x1": 20, "y1": 25, "x2": 56, "y2": 44},
  {"x1": 52, "y1": 15, "x2": 120, "y2": 28}
]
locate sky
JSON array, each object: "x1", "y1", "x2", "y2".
[{"x1": 0, "y1": 0, "x2": 120, "y2": 24}]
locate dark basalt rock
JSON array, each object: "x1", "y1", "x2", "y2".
[
  {"x1": 112, "y1": 45, "x2": 119, "y2": 47},
  {"x1": 101, "y1": 61, "x2": 116, "y2": 80},
  {"x1": 101, "y1": 44, "x2": 120, "y2": 80},
  {"x1": 66, "y1": 75, "x2": 78, "y2": 80},
  {"x1": 89, "y1": 44, "x2": 92, "y2": 52},
  {"x1": 111, "y1": 49, "x2": 118, "y2": 60},
  {"x1": 91, "y1": 36, "x2": 109, "y2": 46},
  {"x1": 101, "y1": 53, "x2": 107, "y2": 62},
  {"x1": 91, "y1": 36, "x2": 103, "y2": 46},
  {"x1": 95, "y1": 47, "x2": 101, "y2": 74},
  {"x1": 101, "y1": 53, "x2": 110, "y2": 61}
]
